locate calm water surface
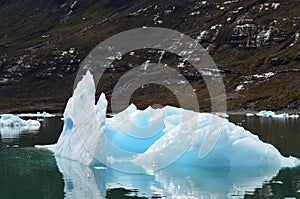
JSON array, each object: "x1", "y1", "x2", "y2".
[{"x1": 0, "y1": 115, "x2": 299, "y2": 199}]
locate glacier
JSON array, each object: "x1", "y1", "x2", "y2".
[{"x1": 46, "y1": 71, "x2": 300, "y2": 173}]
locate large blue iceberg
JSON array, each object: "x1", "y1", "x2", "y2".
[{"x1": 48, "y1": 71, "x2": 299, "y2": 173}]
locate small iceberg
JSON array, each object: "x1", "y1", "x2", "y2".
[
  {"x1": 272, "y1": 113, "x2": 299, "y2": 119},
  {"x1": 256, "y1": 110, "x2": 299, "y2": 118},
  {"x1": 246, "y1": 113, "x2": 255, "y2": 116},
  {"x1": 289, "y1": 114, "x2": 300, "y2": 118},
  {"x1": 0, "y1": 114, "x2": 41, "y2": 138},
  {"x1": 43, "y1": 71, "x2": 300, "y2": 173},
  {"x1": 18, "y1": 111, "x2": 55, "y2": 117},
  {"x1": 215, "y1": 112, "x2": 229, "y2": 118},
  {"x1": 0, "y1": 114, "x2": 41, "y2": 127},
  {"x1": 256, "y1": 110, "x2": 276, "y2": 117}
]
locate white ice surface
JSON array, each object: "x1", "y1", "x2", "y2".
[
  {"x1": 0, "y1": 114, "x2": 40, "y2": 128},
  {"x1": 47, "y1": 71, "x2": 299, "y2": 173},
  {"x1": 0, "y1": 114, "x2": 40, "y2": 138},
  {"x1": 18, "y1": 111, "x2": 55, "y2": 117},
  {"x1": 257, "y1": 110, "x2": 299, "y2": 118}
]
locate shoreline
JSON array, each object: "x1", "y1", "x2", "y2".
[{"x1": 1, "y1": 106, "x2": 299, "y2": 116}]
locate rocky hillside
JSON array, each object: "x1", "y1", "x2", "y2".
[{"x1": 0, "y1": 0, "x2": 299, "y2": 113}]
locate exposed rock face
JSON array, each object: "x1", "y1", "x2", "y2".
[{"x1": 0, "y1": 0, "x2": 299, "y2": 112}]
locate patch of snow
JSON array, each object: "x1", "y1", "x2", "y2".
[
  {"x1": 193, "y1": 1, "x2": 208, "y2": 9},
  {"x1": 295, "y1": 32, "x2": 299, "y2": 42},
  {"x1": 164, "y1": 7, "x2": 175, "y2": 15},
  {"x1": 116, "y1": 52, "x2": 122, "y2": 60},
  {"x1": 224, "y1": 1, "x2": 232, "y2": 4},
  {"x1": 289, "y1": 32, "x2": 299, "y2": 47},
  {"x1": 177, "y1": 80, "x2": 186, "y2": 85},
  {"x1": 224, "y1": 0, "x2": 239, "y2": 4},
  {"x1": 211, "y1": 24, "x2": 222, "y2": 30},
  {"x1": 253, "y1": 72, "x2": 275, "y2": 79},
  {"x1": 71, "y1": 1, "x2": 77, "y2": 9},
  {"x1": 24, "y1": 64, "x2": 31, "y2": 69},
  {"x1": 177, "y1": 62, "x2": 185, "y2": 68},
  {"x1": 233, "y1": 24, "x2": 256, "y2": 36},
  {"x1": 256, "y1": 28, "x2": 272, "y2": 47},
  {"x1": 271, "y1": 3, "x2": 280, "y2": 9},
  {"x1": 69, "y1": 48, "x2": 75, "y2": 54},
  {"x1": 0, "y1": 78, "x2": 8, "y2": 83},
  {"x1": 67, "y1": 10, "x2": 72, "y2": 16},
  {"x1": 196, "y1": 30, "x2": 209, "y2": 41},
  {"x1": 190, "y1": 11, "x2": 200, "y2": 16},
  {"x1": 153, "y1": 14, "x2": 163, "y2": 24},
  {"x1": 128, "y1": 6, "x2": 151, "y2": 17},
  {"x1": 235, "y1": 85, "x2": 244, "y2": 91}
]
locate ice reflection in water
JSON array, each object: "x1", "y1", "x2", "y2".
[
  {"x1": 55, "y1": 156, "x2": 282, "y2": 199},
  {"x1": 0, "y1": 126, "x2": 39, "y2": 139}
]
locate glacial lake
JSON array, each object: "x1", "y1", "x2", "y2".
[{"x1": 0, "y1": 115, "x2": 299, "y2": 199}]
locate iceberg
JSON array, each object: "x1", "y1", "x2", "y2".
[
  {"x1": 18, "y1": 111, "x2": 55, "y2": 117},
  {"x1": 245, "y1": 113, "x2": 255, "y2": 116},
  {"x1": 272, "y1": 113, "x2": 299, "y2": 119},
  {"x1": 47, "y1": 71, "x2": 299, "y2": 173},
  {"x1": 290, "y1": 114, "x2": 300, "y2": 118},
  {"x1": 0, "y1": 114, "x2": 41, "y2": 128},
  {"x1": 215, "y1": 112, "x2": 229, "y2": 118},
  {"x1": 256, "y1": 110, "x2": 275, "y2": 117},
  {"x1": 0, "y1": 114, "x2": 41, "y2": 139},
  {"x1": 256, "y1": 110, "x2": 299, "y2": 118}
]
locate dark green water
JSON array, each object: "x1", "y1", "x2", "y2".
[
  {"x1": 0, "y1": 115, "x2": 299, "y2": 199},
  {"x1": 229, "y1": 115, "x2": 300, "y2": 199}
]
